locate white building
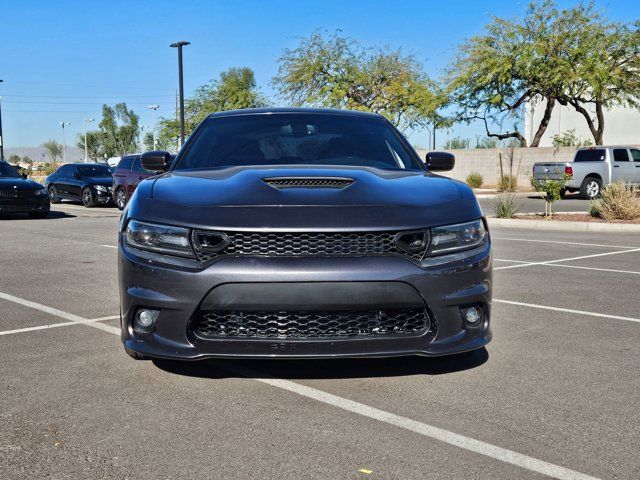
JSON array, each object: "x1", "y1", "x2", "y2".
[{"x1": 524, "y1": 99, "x2": 640, "y2": 146}]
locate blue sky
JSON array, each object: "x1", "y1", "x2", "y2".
[{"x1": 1, "y1": 0, "x2": 638, "y2": 150}]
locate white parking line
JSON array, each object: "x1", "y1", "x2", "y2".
[
  {"x1": 0, "y1": 288, "x2": 603, "y2": 479},
  {"x1": 494, "y1": 248, "x2": 640, "y2": 271},
  {"x1": 494, "y1": 299, "x2": 640, "y2": 324},
  {"x1": 226, "y1": 365, "x2": 600, "y2": 480},
  {"x1": 494, "y1": 259, "x2": 640, "y2": 276},
  {"x1": 492, "y1": 237, "x2": 639, "y2": 249},
  {"x1": 101, "y1": 245, "x2": 117, "y2": 249}
]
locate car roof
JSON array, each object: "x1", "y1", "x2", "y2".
[
  {"x1": 206, "y1": 107, "x2": 384, "y2": 120},
  {"x1": 577, "y1": 146, "x2": 640, "y2": 150}
]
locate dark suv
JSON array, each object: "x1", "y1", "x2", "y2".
[
  {"x1": 119, "y1": 108, "x2": 491, "y2": 361},
  {"x1": 46, "y1": 163, "x2": 114, "y2": 207},
  {"x1": 112, "y1": 154, "x2": 167, "y2": 210}
]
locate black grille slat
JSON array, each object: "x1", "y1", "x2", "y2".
[
  {"x1": 0, "y1": 189, "x2": 35, "y2": 200},
  {"x1": 192, "y1": 309, "x2": 430, "y2": 339},
  {"x1": 263, "y1": 177, "x2": 354, "y2": 189},
  {"x1": 192, "y1": 231, "x2": 426, "y2": 263}
]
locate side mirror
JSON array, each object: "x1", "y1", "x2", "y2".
[
  {"x1": 141, "y1": 151, "x2": 172, "y2": 172},
  {"x1": 425, "y1": 151, "x2": 455, "y2": 172},
  {"x1": 21, "y1": 173, "x2": 28, "y2": 179}
]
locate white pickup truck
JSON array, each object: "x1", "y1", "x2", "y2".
[{"x1": 532, "y1": 146, "x2": 640, "y2": 199}]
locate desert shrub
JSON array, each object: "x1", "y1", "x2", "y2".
[
  {"x1": 531, "y1": 175, "x2": 569, "y2": 217},
  {"x1": 589, "y1": 181, "x2": 640, "y2": 221},
  {"x1": 493, "y1": 194, "x2": 522, "y2": 218},
  {"x1": 497, "y1": 174, "x2": 518, "y2": 192},
  {"x1": 465, "y1": 172, "x2": 484, "y2": 188}
]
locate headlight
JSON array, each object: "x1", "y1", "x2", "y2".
[
  {"x1": 124, "y1": 220, "x2": 194, "y2": 258},
  {"x1": 427, "y1": 219, "x2": 487, "y2": 256},
  {"x1": 35, "y1": 188, "x2": 48, "y2": 196},
  {"x1": 94, "y1": 185, "x2": 108, "y2": 193}
]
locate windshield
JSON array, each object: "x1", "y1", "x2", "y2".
[
  {"x1": 0, "y1": 162, "x2": 21, "y2": 178},
  {"x1": 174, "y1": 113, "x2": 423, "y2": 171},
  {"x1": 78, "y1": 165, "x2": 112, "y2": 176}
]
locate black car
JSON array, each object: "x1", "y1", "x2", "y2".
[
  {"x1": 45, "y1": 163, "x2": 114, "y2": 207},
  {"x1": 119, "y1": 108, "x2": 491, "y2": 361},
  {"x1": 0, "y1": 161, "x2": 50, "y2": 218}
]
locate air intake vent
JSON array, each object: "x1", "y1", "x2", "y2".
[{"x1": 263, "y1": 177, "x2": 355, "y2": 189}]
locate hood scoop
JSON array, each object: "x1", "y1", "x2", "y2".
[{"x1": 263, "y1": 176, "x2": 355, "y2": 189}]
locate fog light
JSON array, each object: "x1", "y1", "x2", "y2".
[
  {"x1": 462, "y1": 306, "x2": 482, "y2": 325},
  {"x1": 135, "y1": 309, "x2": 159, "y2": 330}
]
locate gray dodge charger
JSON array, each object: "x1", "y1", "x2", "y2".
[{"x1": 118, "y1": 108, "x2": 492, "y2": 360}]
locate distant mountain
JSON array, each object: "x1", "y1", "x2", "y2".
[{"x1": 4, "y1": 146, "x2": 85, "y2": 163}]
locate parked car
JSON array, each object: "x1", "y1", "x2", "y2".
[
  {"x1": 45, "y1": 163, "x2": 114, "y2": 207},
  {"x1": 0, "y1": 161, "x2": 50, "y2": 218},
  {"x1": 532, "y1": 146, "x2": 640, "y2": 199},
  {"x1": 119, "y1": 108, "x2": 491, "y2": 361},
  {"x1": 112, "y1": 153, "x2": 174, "y2": 210}
]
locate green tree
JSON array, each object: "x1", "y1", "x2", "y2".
[
  {"x1": 273, "y1": 31, "x2": 445, "y2": 132},
  {"x1": 8, "y1": 154, "x2": 21, "y2": 164},
  {"x1": 444, "y1": 137, "x2": 469, "y2": 149},
  {"x1": 42, "y1": 140, "x2": 63, "y2": 163},
  {"x1": 157, "y1": 67, "x2": 267, "y2": 149},
  {"x1": 476, "y1": 137, "x2": 499, "y2": 149},
  {"x1": 551, "y1": 129, "x2": 592, "y2": 147},
  {"x1": 98, "y1": 103, "x2": 140, "y2": 157},
  {"x1": 76, "y1": 131, "x2": 104, "y2": 161},
  {"x1": 143, "y1": 132, "x2": 155, "y2": 151}
]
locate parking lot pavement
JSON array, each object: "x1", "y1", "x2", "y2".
[{"x1": 1, "y1": 213, "x2": 639, "y2": 479}]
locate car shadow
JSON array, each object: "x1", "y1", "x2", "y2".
[
  {"x1": 0, "y1": 210, "x2": 75, "y2": 220},
  {"x1": 152, "y1": 348, "x2": 489, "y2": 380}
]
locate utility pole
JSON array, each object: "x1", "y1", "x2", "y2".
[
  {"x1": 170, "y1": 41, "x2": 190, "y2": 147},
  {"x1": 84, "y1": 118, "x2": 94, "y2": 162},
  {"x1": 60, "y1": 122, "x2": 71, "y2": 163},
  {"x1": 0, "y1": 79, "x2": 4, "y2": 161},
  {"x1": 147, "y1": 105, "x2": 159, "y2": 149}
]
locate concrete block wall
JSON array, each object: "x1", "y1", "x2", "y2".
[{"x1": 416, "y1": 147, "x2": 578, "y2": 187}]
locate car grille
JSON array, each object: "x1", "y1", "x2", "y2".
[
  {"x1": 191, "y1": 309, "x2": 431, "y2": 339},
  {"x1": 263, "y1": 177, "x2": 355, "y2": 189},
  {"x1": 191, "y1": 230, "x2": 428, "y2": 263},
  {"x1": 0, "y1": 189, "x2": 36, "y2": 205}
]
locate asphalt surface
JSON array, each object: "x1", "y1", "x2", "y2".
[{"x1": 1, "y1": 201, "x2": 639, "y2": 480}]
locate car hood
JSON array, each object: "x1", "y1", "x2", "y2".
[
  {"x1": 132, "y1": 166, "x2": 482, "y2": 230},
  {"x1": 0, "y1": 177, "x2": 43, "y2": 190}
]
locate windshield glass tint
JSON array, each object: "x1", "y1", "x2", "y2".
[
  {"x1": 78, "y1": 165, "x2": 112, "y2": 176},
  {"x1": 175, "y1": 114, "x2": 422, "y2": 171},
  {"x1": 0, "y1": 162, "x2": 21, "y2": 178},
  {"x1": 574, "y1": 149, "x2": 605, "y2": 162}
]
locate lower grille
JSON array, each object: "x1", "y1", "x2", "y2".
[
  {"x1": 0, "y1": 189, "x2": 35, "y2": 204},
  {"x1": 192, "y1": 309, "x2": 430, "y2": 339}
]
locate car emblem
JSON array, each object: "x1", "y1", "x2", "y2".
[{"x1": 13, "y1": 185, "x2": 18, "y2": 189}]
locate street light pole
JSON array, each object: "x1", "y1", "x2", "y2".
[
  {"x1": 148, "y1": 105, "x2": 159, "y2": 149},
  {"x1": 60, "y1": 122, "x2": 71, "y2": 163},
  {"x1": 84, "y1": 118, "x2": 94, "y2": 162},
  {"x1": 0, "y1": 79, "x2": 4, "y2": 161},
  {"x1": 170, "y1": 41, "x2": 190, "y2": 147}
]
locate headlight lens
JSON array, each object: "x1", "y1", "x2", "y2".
[
  {"x1": 94, "y1": 185, "x2": 108, "y2": 193},
  {"x1": 124, "y1": 220, "x2": 194, "y2": 258},
  {"x1": 428, "y1": 219, "x2": 487, "y2": 256},
  {"x1": 35, "y1": 188, "x2": 48, "y2": 196}
]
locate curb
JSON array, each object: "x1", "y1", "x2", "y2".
[{"x1": 487, "y1": 217, "x2": 640, "y2": 232}]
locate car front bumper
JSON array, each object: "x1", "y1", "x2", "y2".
[
  {"x1": 119, "y1": 240, "x2": 492, "y2": 360},
  {"x1": 0, "y1": 196, "x2": 50, "y2": 213}
]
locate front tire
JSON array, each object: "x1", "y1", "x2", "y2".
[
  {"x1": 115, "y1": 188, "x2": 127, "y2": 210},
  {"x1": 48, "y1": 185, "x2": 61, "y2": 204},
  {"x1": 580, "y1": 177, "x2": 602, "y2": 200},
  {"x1": 82, "y1": 187, "x2": 96, "y2": 208}
]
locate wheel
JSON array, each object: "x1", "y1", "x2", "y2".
[
  {"x1": 48, "y1": 185, "x2": 61, "y2": 204},
  {"x1": 124, "y1": 346, "x2": 148, "y2": 360},
  {"x1": 28, "y1": 211, "x2": 50, "y2": 219},
  {"x1": 115, "y1": 188, "x2": 127, "y2": 210},
  {"x1": 82, "y1": 187, "x2": 96, "y2": 208},
  {"x1": 559, "y1": 188, "x2": 568, "y2": 199},
  {"x1": 580, "y1": 177, "x2": 602, "y2": 200}
]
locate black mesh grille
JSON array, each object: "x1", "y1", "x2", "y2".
[
  {"x1": 263, "y1": 177, "x2": 354, "y2": 189},
  {"x1": 0, "y1": 189, "x2": 36, "y2": 200},
  {"x1": 192, "y1": 230, "x2": 427, "y2": 263},
  {"x1": 192, "y1": 309, "x2": 430, "y2": 339}
]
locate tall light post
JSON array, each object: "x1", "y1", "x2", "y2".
[
  {"x1": 147, "y1": 104, "x2": 159, "y2": 149},
  {"x1": 0, "y1": 79, "x2": 4, "y2": 161},
  {"x1": 83, "y1": 118, "x2": 95, "y2": 162},
  {"x1": 169, "y1": 41, "x2": 190, "y2": 147},
  {"x1": 60, "y1": 122, "x2": 71, "y2": 163}
]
